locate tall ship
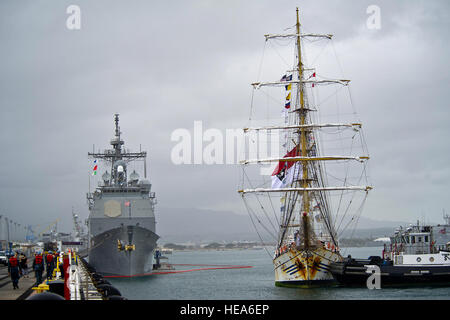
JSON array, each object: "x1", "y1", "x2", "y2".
[
  {"x1": 86, "y1": 114, "x2": 158, "y2": 276},
  {"x1": 238, "y1": 8, "x2": 372, "y2": 287}
]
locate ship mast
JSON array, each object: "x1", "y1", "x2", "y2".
[
  {"x1": 113, "y1": 113, "x2": 123, "y2": 157},
  {"x1": 295, "y1": 8, "x2": 312, "y2": 249},
  {"x1": 88, "y1": 114, "x2": 147, "y2": 187},
  {"x1": 239, "y1": 8, "x2": 372, "y2": 253}
]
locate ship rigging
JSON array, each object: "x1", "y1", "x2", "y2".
[{"x1": 238, "y1": 8, "x2": 372, "y2": 287}]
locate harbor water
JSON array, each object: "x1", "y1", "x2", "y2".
[{"x1": 107, "y1": 247, "x2": 450, "y2": 300}]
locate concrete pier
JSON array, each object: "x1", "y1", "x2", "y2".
[
  {"x1": 0, "y1": 251, "x2": 124, "y2": 300},
  {"x1": 0, "y1": 264, "x2": 44, "y2": 300}
]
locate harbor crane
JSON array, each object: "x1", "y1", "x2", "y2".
[{"x1": 38, "y1": 218, "x2": 60, "y2": 238}]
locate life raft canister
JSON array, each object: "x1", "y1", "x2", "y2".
[{"x1": 9, "y1": 257, "x2": 18, "y2": 267}]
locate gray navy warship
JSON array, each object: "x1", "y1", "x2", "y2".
[{"x1": 86, "y1": 114, "x2": 158, "y2": 276}]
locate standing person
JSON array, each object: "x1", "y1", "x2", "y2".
[
  {"x1": 8, "y1": 252, "x2": 22, "y2": 290},
  {"x1": 46, "y1": 251, "x2": 55, "y2": 280},
  {"x1": 32, "y1": 252, "x2": 44, "y2": 286},
  {"x1": 19, "y1": 253, "x2": 29, "y2": 278}
]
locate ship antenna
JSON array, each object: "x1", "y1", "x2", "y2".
[
  {"x1": 114, "y1": 113, "x2": 120, "y2": 139},
  {"x1": 112, "y1": 113, "x2": 124, "y2": 156}
]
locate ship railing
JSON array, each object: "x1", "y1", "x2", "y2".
[{"x1": 101, "y1": 186, "x2": 142, "y2": 193}]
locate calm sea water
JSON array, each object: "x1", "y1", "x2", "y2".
[{"x1": 108, "y1": 247, "x2": 450, "y2": 300}]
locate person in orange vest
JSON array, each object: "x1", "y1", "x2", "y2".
[
  {"x1": 32, "y1": 253, "x2": 45, "y2": 286},
  {"x1": 46, "y1": 251, "x2": 55, "y2": 280},
  {"x1": 8, "y1": 252, "x2": 22, "y2": 290}
]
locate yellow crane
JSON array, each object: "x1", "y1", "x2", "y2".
[{"x1": 38, "y1": 218, "x2": 60, "y2": 237}]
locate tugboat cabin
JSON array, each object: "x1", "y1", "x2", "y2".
[{"x1": 384, "y1": 223, "x2": 450, "y2": 267}]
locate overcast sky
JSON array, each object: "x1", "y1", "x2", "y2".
[{"x1": 0, "y1": 0, "x2": 449, "y2": 235}]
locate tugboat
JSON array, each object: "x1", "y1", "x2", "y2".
[{"x1": 330, "y1": 215, "x2": 450, "y2": 287}]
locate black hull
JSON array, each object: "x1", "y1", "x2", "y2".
[
  {"x1": 88, "y1": 225, "x2": 159, "y2": 277},
  {"x1": 275, "y1": 280, "x2": 336, "y2": 288},
  {"x1": 330, "y1": 258, "x2": 450, "y2": 287}
]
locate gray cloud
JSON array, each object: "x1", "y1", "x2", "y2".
[{"x1": 0, "y1": 0, "x2": 449, "y2": 237}]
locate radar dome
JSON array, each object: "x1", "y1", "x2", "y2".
[
  {"x1": 130, "y1": 170, "x2": 139, "y2": 181},
  {"x1": 102, "y1": 171, "x2": 111, "y2": 181}
]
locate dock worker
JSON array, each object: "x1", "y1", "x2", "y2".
[
  {"x1": 33, "y1": 253, "x2": 45, "y2": 286},
  {"x1": 46, "y1": 251, "x2": 55, "y2": 280},
  {"x1": 19, "y1": 253, "x2": 29, "y2": 278},
  {"x1": 8, "y1": 252, "x2": 22, "y2": 290}
]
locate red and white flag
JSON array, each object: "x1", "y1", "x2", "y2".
[{"x1": 271, "y1": 146, "x2": 300, "y2": 189}]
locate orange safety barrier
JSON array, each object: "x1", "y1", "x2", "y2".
[{"x1": 103, "y1": 264, "x2": 253, "y2": 278}]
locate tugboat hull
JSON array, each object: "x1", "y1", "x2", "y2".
[{"x1": 330, "y1": 258, "x2": 450, "y2": 287}]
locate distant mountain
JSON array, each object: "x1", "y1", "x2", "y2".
[
  {"x1": 155, "y1": 207, "x2": 413, "y2": 244},
  {"x1": 343, "y1": 215, "x2": 410, "y2": 229},
  {"x1": 156, "y1": 207, "x2": 256, "y2": 244}
]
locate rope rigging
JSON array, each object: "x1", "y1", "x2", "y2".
[{"x1": 239, "y1": 11, "x2": 371, "y2": 271}]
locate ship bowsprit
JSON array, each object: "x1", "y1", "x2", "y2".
[{"x1": 89, "y1": 225, "x2": 159, "y2": 277}]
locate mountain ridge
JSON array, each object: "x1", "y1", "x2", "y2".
[{"x1": 156, "y1": 207, "x2": 415, "y2": 243}]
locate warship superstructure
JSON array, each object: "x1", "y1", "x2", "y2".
[{"x1": 86, "y1": 114, "x2": 158, "y2": 276}]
